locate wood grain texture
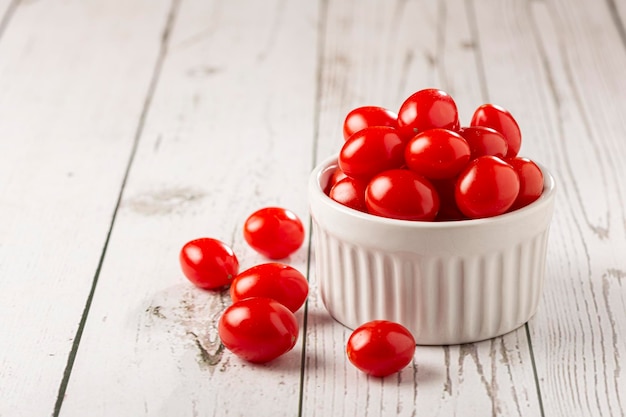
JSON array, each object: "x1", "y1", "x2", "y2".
[
  {"x1": 472, "y1": 0, "x2": 626, "y2": 416},
  {"x1": 0, "y1": 1, "x2": 172, "y2": 416},
  {"x1": 55, "y1": 0, "x2": 318, "y2": 415},
  {"x1": 1, "y1": 0, "x2": 625, "y2": 416},
  {"x1": 303, "y1": 1, "x2": 542, "y2": 416}
]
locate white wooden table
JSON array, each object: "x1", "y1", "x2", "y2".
[{"x1": 1, "y1": 0, "x2": 625, "y2": 416}]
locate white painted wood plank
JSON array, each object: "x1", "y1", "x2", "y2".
[
  {"x1": 0, "y1": 0, "x2": 623, "y2": 416},
  {"x1": 303, "y1": 1, "x2": 542, "y2": 416},
  {"x1": 0, "y1": 0, "x2": 16, "y2": 32},
  {"x1": 57, "y1": 0, "x2": 319, "y2": 415},
  {"x1": 0, "y1": 1, "x2": 172, "y2": 416},
  {"x1": 472, "y1": 0, "x2": 626, "y2": 416}
]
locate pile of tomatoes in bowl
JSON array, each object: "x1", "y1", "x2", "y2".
[
  {"x1": 176, "y1": 88, "x2": 553, "y2": 378},
  {"x1": 327, "y1": 88, "x2": 544, "y2": 222}
]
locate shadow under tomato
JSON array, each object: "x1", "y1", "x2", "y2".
[{"x1": 227, "y1": 345, "x2": 306, "y2": 373}]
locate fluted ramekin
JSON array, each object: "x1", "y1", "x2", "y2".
[{"x1": 309, "y1": 156, "x2": 556, "y2": 345}]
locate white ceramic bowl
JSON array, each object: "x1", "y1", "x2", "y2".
[{"x1": 309, "y1": 156, "x2": 556, "y2": 345}]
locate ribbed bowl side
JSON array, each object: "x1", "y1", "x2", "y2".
[{"x1": 314, "y1": 222, "x2": 550, "y2": 345}]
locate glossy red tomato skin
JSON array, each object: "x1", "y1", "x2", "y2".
[
  {"x1": 179, "y1": 238, "x2": 239, "y2": 290},
  {"x1": 339, "y1": 126, "x2": 405, "y2": 181},
  {"x1": 346, "y1": 320, "x2": 416, "y2": 377},
  {"x1": 507, "y1": 157, "x2": 544, "y2": 211},
  {"x1": 218, "y1": 297, "x2": 299, "y2": 363},
  {"x1": 458, "y1": 126, "x2": 508, "y2": 160},
  {"x1": 243, "y1": 207, "x2": 305, "y2": 259},
  {"x1": 230, "y1": 263, "x2": 309, "y2": 312},
  {"x1": 343, "y1": 106, "x2": 399, "y2": 140},
  {"x1": 404, "y1": 128, "x2": 471, "y2": 180},
  {"x1": 431, "y1": 178, "x2": 467, "y2": 221},
  {"x1": 455, "y1": 156, "x2": 521, "y2": 219},
  {"x1": 470, "y1": 104, "x2": 521, "y2": 158},
  {"x1": 397, "y1": 89, "x2": 460, "y2": 139},
  {"x1": 366, "y1": 169, "x2": 440, "y2": 221},
  {"x1": 329, "y1": 177, "x2": 368, "y2": 212},
  {"x1": 324, "y1": 166, "x2": 348, "y2": 195}
]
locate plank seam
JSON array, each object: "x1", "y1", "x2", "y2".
[
  {"x1": 298, "y1": 0, "x2": 329, "y2": 415},
  {"x1": 308, "y1": 0, "x2": 329, "y2": 173},
  {"x1": 525, "y1": 323, "x2": 546, "y2": 417},
  {"x1": 468, "y1": 1, "x2": 548, "y2": 414},
  {"x1": 0, "y1": 0, "x2": 18, "y2": 42},
  {"x1": 50, "y1": 0, "x2": 182, "y2": 415},
  {"x1": 464, "y1": 0, "x2": 489, "y2": 102},
  {"x1": 298, "y1": 218, "x2": 314, "y2": 417},
  {"x1": 606, "y1": 0, "x2": 626, "y2": 52}
]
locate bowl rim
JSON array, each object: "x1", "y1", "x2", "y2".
[{"x1": 309, "y1": 155, "x2": 557, "y2": 230}]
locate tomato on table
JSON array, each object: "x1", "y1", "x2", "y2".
[
  {"x1": 179, "y1": 238, "x2": 239, "y2": 290},
  {"x1": 346, "y1": 320, "x2": 416, "y2": 377},
  {"x1": 218, "y1": 297, "x2": 299, "y2": 363},
  {"x1": 230, "y1": 263, "x2": 309, "y2": 312},
  {"x1": 243, "y1": 207, "x2": 305, "y2": 259}
]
